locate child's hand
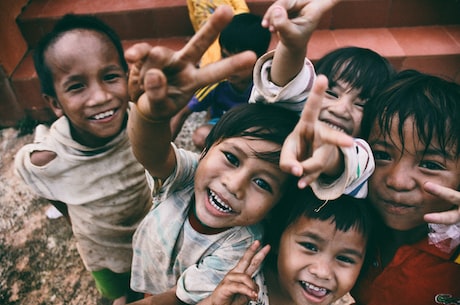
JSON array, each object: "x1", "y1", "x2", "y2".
[
  {"x1": 124, "y1": 5, "x2": 257, "y2": 121},
  {"x1": 262, "y1": 0, "x2": 341, "y2": 50},
  {"x1": 201, "y1": 241, "x2": 270, "y2": 305},
  {"x1": 423, "y1": 182, "x2": 460, "y2": 225},
  {"x1": 280, "y1": 75, "x2": 354, "y2": 188}
]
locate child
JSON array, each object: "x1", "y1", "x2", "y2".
[
  {"x1": 124, "y1": 6, "x2": 323, "y2": 304},
  {"x1": 14, "y1": 14, "x2": 151, "y2": 305},
  {"x1": 350, "y1": 69, "x2": 460, "y2": 304},
  {"x1": 187, "y1": 0, "x2": 249, "y2": 67},
  {"x1": 248, "y1": 0, "x2": 395, "y2": 199},
  {"x1": 198, "y1": 187, "x2": 381, "y2": 305},
  {"x1": 170, "y1": 12, "x2": 271, "y2": 150}
]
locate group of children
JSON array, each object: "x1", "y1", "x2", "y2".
[{"x1": 14, "y1": 0, "x2": 460, "y2": 305}]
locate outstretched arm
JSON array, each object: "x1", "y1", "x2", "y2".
[
  {"x1": 125, "y1": 5, "x2": 256, "y2": 179},
  {"x1": 424, "y1": 182, "x2": 460, "y2": 225},
  {"x1": 280, "y1": 75, "x2": 354, "y2": 189},
  {"x1": 262, "y1": 0, "x2": 341, "y2": 86},
  {"x1": 198, "y1": 241, "x2": 270, "y2": 305}
]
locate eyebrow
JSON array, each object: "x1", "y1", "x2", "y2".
[{"x1": 299, "y1": 231, "x2": 365, "y2": 259}]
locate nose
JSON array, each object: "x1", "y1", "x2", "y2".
[
  {"x1": 308, "y1": 256, "x2": 333, "y2": 280},
  {"x1": 89, "y1": 82, "x2": 111, "y2": 105},
  {"x1": 329, "y1": 96, "x2": 353, "y2": 119},
  {"x1": 385, "y1": 160, "x2": 416, "y2": 191},
  {"x1": 222, "y1": 168, "x2": 247, "y2": 199}
]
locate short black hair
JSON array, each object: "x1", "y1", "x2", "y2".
[
  {"x1": 265, "y1": 187, "x2": 381, "y2": 275},
  {"x1": 33, "y1": 14, "x2": 128, "y2": 97},
  {"x1": 315, "y1": 47, "x2": 395, "y2": 103},
  {"x1": 219, "y1": 13, "x2": 271, "y2": 58},
  {"x1": 203, "y1": 103, "x2": 299, "y2": 166},
  {"x1": 361, "y1": 69, "x2": 460, "y2": 157}
]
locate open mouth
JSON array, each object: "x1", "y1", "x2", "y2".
[
  {"x1": 300, "y1": 281, "x2": 329, "y2": 298},
  {"x1": 90, "y1": 109, "x2": 116, "y2": 120},
  {"x1": 208, "y1": 189, "x2": 233, "y2": 213},
  {"x1": 322, "y1": 120, "x2": 345, "y2": 134}
]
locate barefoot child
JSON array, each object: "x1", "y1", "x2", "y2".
[{"x1": 14, "y1": 14, "x2": 151, "y2": 304}]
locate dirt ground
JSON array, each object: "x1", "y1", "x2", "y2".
[
  {"x1": 0, "y1": 113, "x2": 204, "y2": 305},
  {"x1": 0, "y1": 111, "x2": 354, "y2": 305}
]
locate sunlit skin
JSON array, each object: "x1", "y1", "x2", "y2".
[
  {"x1": 44, "y1": 30, "x2": 129, "y2": 147},
  {"x1": 368, "y1": 117, "x2": 460, "y2": 231},
  {"x1": 193, "y1": 136, "x2": 289, "y2": 230},
  {"x1": 273, "y1": 217, "x2": 366, "y2": 305},
  {"x1": 320, "y1": 80, "x2": 366, "y2": 137}
]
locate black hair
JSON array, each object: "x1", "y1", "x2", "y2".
[
  {"x1": 203, "y1": 103, "x2": 299, "y2": 164},
  {"x1": 33, "y1": 14, "x2": 128, "y2": 97},
  {"x1": 219, "y1": 13, "x2": 271, "y2": 58},
  {"x1": 263, "y1": 187, "x2": 381, "y2": 278},
  {"x1": 315, "y1": 47, "x2": 395, "y2": 103},
  {"x1": 361, "y1": 69, "x2": 460, "y2": 157}
]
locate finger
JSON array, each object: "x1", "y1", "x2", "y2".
[
  {"x1": 299, "y1": 75, "x2": 328, "y2": 134},
  {"x1": 143, "y1": 69, "x2": 168, "y2": 102},
  {"x1": 194, "y1": 51, "x2": 257, "y2": 89},
  {"x1": 317, "y1": 123, "x2": 354, "y2": 147},
  {"x1": 280, "y1": 136, "x2": 305, "y2": 177},
  {"x1": 232, "y1": 240, "x2": 268, "y2": 274},
  {"x1": 423, "y1": 182, "x2": 460, "y2": 224},
  {"x1": 245, "y1": 244, "x2": 270, "y2": 276},
  {"x1": 125, "y1": 42, "x2": 154, "y2": 64},
  {"x1": 424, "y1": 210, "x2": 460, "y2": 225},
  {"x1": 177, "y1": 5, "x2": 234, "y2": 63}
]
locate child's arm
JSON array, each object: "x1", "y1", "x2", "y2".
[
  {"x1": 263, "y1": 0, "x2": 341, "y2": 86},
  {"x1": 424, "y1": 182, "x2": 460, "y2": 225},
  {"x1": 198, "y1": 241, "x2": 270, "y2": 305},
  {"x1": 125, "y1": 5, "x2": 256, "y2": 179},
  {"x1": 280, "y1": 75, "x2": 354, "y2": 189}
]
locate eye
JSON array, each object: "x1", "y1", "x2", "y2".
[
  {"x1": 224, "y1": 151, "x2": 239, "y2": 167},
  {"x1": 325, "y1": 89, "x2": 339, "y2": 99},
  {"x1": 354, "y1": 99, "x2": 367, "y2": 109},
  {"x1": 66, "y1": 83, "x2": 84, "y2": 92},
  {"x1": 104, "y1": 73, "x2": 123, "y2": 82},
  {"x1": 336, "y1": 255, "x2": 357, "y2": 265},
  {"x1": 299, "y1": 242, "x2": 318, "y2": 253},
  {"x1": 420, "y1": 160, "x2": 445, "y2": 171},
  {"x1": 373, "y1": 150, "x2": 391, "y2": 161},
  {"x1": 254, "y1": 178, "x2": 272, "y2": 193}
]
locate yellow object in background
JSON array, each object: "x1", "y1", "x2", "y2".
[{"x1": 186, "y1": 0, "x2": 249, "y2": 67}]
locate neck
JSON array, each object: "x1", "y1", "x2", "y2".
[{"x1": 381, "y1": 224, "x2": 428, "y2": 266}]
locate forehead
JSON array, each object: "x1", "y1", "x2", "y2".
[{"x1": 45, "y1": 29, "x2": 118, "y2": 67}]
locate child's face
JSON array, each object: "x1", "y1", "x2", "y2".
[
  {"x1": 276, "y1": 216, "x2": 366, "y2": 305},
  {"x1": 44, "y1": 30, "x2": 129, "y2": 147},
  {"x1": 193, "y1": 136, "x2": 289, "y2": 229},
  {"x1": 368, "y1": 116, "x2": 460, "y2": 231},
  {"x1": 319, "y1": 81, "x2": 366, "y2": 137}
]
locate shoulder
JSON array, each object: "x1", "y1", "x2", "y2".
[{"x1": 30, "y1": 150, "x2": 57, "y2": 166}]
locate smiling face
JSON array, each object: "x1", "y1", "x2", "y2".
[
  {"x1": 276, "y1": 217, "x2": 366, "y2": 305},
  {"x1": 193, "y1": 136, "x2": 289, "y2": 229},
  {"x1": 319, "y1": 80, "x2": 366, "y2": 137},
  {"x1": 44, "y1": 29, "x2": 129, "y2": 147},
  {"x1": 368, "y1": 116, "x2": 460, "y2": 231}
]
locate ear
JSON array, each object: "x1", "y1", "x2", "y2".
[{"x1": 43, "y1": 94, "x2": 64, "y2": 118}]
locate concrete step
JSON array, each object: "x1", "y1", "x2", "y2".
[{"x1": 5, "y1": 0, "x2": 460, "y2": 125}]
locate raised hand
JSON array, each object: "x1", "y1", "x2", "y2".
[
  {"x1": 424, "y1": 182, "x2": 460, "y2": 225},
  {"x1": 199, "y1": 241, "x2": 270, "y2": 305},
  {"x1": 125, "y1": 5, "x2": 257, "y2": 121},
  {"x1": 280, "y1": 75, "x2": 354, "y2": 188}
]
